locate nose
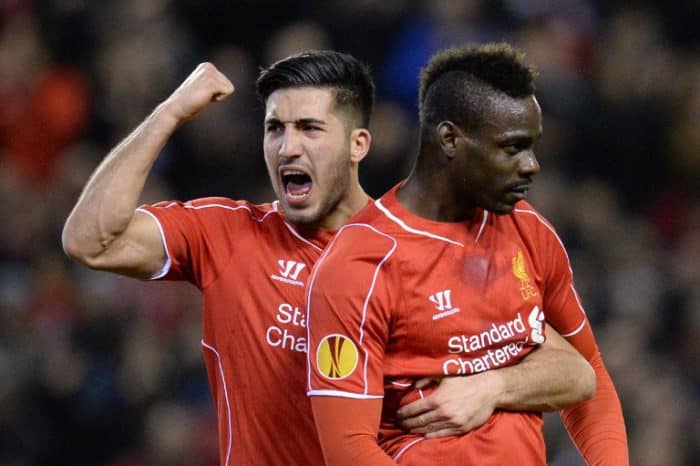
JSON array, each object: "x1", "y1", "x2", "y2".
[
  {"x1": 279, "y1": 127, "x2": 303, "y2": 160},
  {"x1": 519, "y1": 152, "x2": 540, "y2": 176}
]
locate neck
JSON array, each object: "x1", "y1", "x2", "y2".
[
  {"x1": 315, "y1": 174, "x2": 369, "y2": 230},
  {"x1": 397, "y1": 152, "x2": 476, "y2": 222}
]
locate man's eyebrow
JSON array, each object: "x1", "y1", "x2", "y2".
[
  {"x1": 497, "y1": 130, "x2": 543, "y2": 142},
  {"x1": 264, "y1": 117, "x2": 327, "y2": 125},
  {"x1": 295, "y1": 118, "x2": 327, "y2": 126}
]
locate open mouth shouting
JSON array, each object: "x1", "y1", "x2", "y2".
[{"x1": 280, "y1": 167, "x2": 313, "y2": 206}]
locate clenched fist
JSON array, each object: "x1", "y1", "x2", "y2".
[{"x1": 162, "y1": 62, "x2": 235, "y2": 124}]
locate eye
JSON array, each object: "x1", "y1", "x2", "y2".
[
  {"x1": 502, "y1": 139, "x2": 531, "y2": 156},
  {"x1": 266, "y1": 124, "x2": 281, "y2": 135},
  {"x1": 503, "y1": 145, "x2": 520, "y2": 156},
  {"x1": 301, "y1": 123, "x2": 322, "y2": 132}
]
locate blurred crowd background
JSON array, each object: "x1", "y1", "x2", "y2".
[{"x1": 0, "y1": 0, "x2": 698, "y2": 465}]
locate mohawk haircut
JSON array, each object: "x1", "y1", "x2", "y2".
[
  {"x1": 256, "y1": 50, "x2": 375, "y2": 128},
  {"x1": 419, "y1": 43, "x2": 537, "y2": 136}
]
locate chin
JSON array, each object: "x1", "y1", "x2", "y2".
[
  {"x1": 490, "y1": 203, "x2": 516, "y2": 215},
  {"x1": 280, "y1": 203, "x2": 322, "y2": 226}
]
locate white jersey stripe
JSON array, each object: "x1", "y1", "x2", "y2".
[
  {"x1": 475, "y1": 210, "x2": 489, "y2": 244},
  {"x1": 182, "y1": 202, "x2": 277, "y2": 222},
  {"x1": 282, "y1": 222, "x2": 324, "y2": 252},
  {"x1": 306, "y1": 389, "x2": 383, "y2": 399},
  {"x1": 201, "y1": 340, "x2": 232, "y2": 466},
  {"x1": 514, "y1": 208, "x2": 572, "y2": 264},
  {"x1": 183, "y1": 200, "x2": 321, "y2": 250},
  {"x1": 305, "y1": 234, "x2": 336, "y2": 392},
  {"x1": 355, "y1": 225, "x2": 397, "y2": 395},
  {"x1": 392, "y1": 437, "x2": 425, "y2": 461},
  {"x1": 136, "y1": 208, "x2": 172, "y2": 280},
  {"x1": 306, "y1": 223, "x2": 397, "y2": 396},
  {"x1": 138, "y1": 202, "x2": 277, "y2": 280},
  {"x1": 375, "y1": 199, "x2": 464, "y2": 247},
  {"x1": 146, "y1": 200, "x2": 322, "y2": 261},
  {"x1": 513, "y1": 208, "x2": 588, "y2": 328},
  {"x1": 561, "y1": 318, "x2": 587, "y2": 337}
]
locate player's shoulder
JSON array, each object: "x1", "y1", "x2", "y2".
[
  {"x1": 341, "y1": 200, "x2": 397, "y2": 241},
  {"x1": 510, "y1": 201, "x2": 557, "y2": 232},
  {"x1": 312, "y1": 221, "x2": 398, "y2": 289},
  {"x1": 320, "y1": 208, "x2": 398, "y2": 269},
  {"x1": 186, "y1": 196, "x2": 278, "y2": 217},
  {"x1": 152, "y1": 196, "x2": 281, "y2": 222},
  {"x1": 507, "y1": 201, "x2": 566, "y2": 247},
  {"x1": 332, "y1": 223, "x2": 396, "y2": 258}
]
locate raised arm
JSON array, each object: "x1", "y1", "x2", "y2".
[
  {"x1": 61, "y1": 63, "x2": 234, "y2": 278},
  {"x1": 397, "y1": 323, "x2": 596, "y2": 438}
]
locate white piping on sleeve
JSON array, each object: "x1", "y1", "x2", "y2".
[
  {"x1": 306, "y1": 389, "x2": 383, "y2": 399},
  {"x1": 306, "y1": 223, "x2": 396, "y2": 396},
  {"x1": 357, "y1": 225, "x2": 397, "y2": 395},
  {"x1": 561, "y1": 319, "x2": 587, "y2": 337},
  {"x1": 514, "y1": 208, "x2": 588, "y2": 330},
  {"x1": 136, "y1": 208, "x2": 171, "y2": 280},
  {"x1": 183, "y1": 202, "x2": 277, "y2": 222}
]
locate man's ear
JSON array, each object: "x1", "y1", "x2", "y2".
[
  {"x1": 350, "y1": 128, "x2": 371, "y2": 163},
  {"x1": 437, "y1": 121, "x2": 461, "y2": 160}
]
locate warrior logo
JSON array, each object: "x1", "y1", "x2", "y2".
[
  {"x1": 278, "y1": 260, "x2": 306, "y2": 280},
  {"x1": 271, "y1": 259, "x2": 306, "y2": 287},
  {"x1": 429, "y1": 290, "x2": 461, "y2": 320}
]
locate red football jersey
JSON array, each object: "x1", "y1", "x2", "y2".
[
  {"x1": 139, "y1": 197, "x2": 333, "y2": 466},
  {"x1": 307, "y1": 184, "x2": 588, "y2": 465}
]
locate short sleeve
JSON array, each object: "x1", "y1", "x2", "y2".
[
  {"x1": 306, "y1": 225, "x2": 398, "y2": 399},
  {"x1": 536, "y1": 218, "x2": 597, "y2": 356},
  {"x1": 137, "y1": 197, "x2": 257, "y2": 288}
]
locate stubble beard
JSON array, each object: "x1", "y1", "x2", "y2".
[{"x1": 282, "y1": 160, "x2": 350, "y2": 228}]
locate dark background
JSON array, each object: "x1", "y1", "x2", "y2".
[{"x1": 1, "y1": 0, "x2": 698, "y2": 465}]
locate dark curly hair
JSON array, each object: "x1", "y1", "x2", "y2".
[{"x1": 419, "y1": 43, "x2": 537, "y2": 136}]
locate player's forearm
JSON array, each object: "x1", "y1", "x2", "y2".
[
  {"x1": 62, "y1": 104, "x2": 179, "y2": 262},
  {"x1": 490, "y1": 346, "x2": 596, "y2": 412},
  {"x1": 319, "y1": 433, "x2": 398, "y2": 466},
  {"x1": 311, "y1": 397, "x2": 398, "y2": 466},
  {"x1": 561, "y1": 352, "x2": 629, "y2": 465}
]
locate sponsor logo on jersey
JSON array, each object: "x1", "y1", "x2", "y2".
[
  {"x1": 316, "y1": 334, "x2": 359, "y2": 380},
  {"x1": 270, "y1": 259, "x2": 306, "y2": 287},
  {"x1": 528, "y1": 305, "x2": 545, "y2": 344},
  {"x1": 265, "y1": 303, "x2": 307, "y2": 353},
  {"x1": 429, "y1": 289, "x2": 461, "y2": 320},
  {"x1": 442, "y1": 305, "x2": 546, "y2": 375},
  {"x1": 512, "y1": 249, "x2": 538, "y2": 300}
]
